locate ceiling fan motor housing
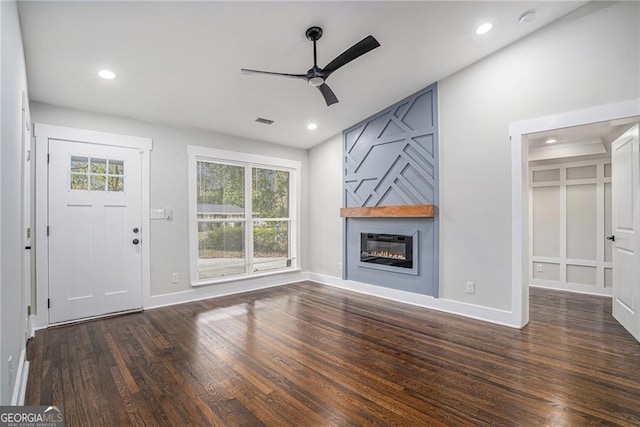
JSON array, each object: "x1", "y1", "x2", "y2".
[{"x1": 305, "y1": 26, "x2": 323, "y2": 42}]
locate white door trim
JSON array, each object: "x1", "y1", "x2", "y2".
[
  {"x1": 509, "y1": 99, "x2": 640, "y2": 328},
  {"x1": 33, "y1": 123, "x2": 152, "y2": 331}
]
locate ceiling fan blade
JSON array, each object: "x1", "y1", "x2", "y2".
[
  {"x1": 317, "y1": 83, "x2": 338, "y2": 106},
  {"x1": 322, "y1": 35, "x2": 380, "y2": 77},
  {"x1": 241, "y1": 69, "x2": 307, "y2": 80}
]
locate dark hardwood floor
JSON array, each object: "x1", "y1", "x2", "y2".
[{"x1": 26, "y1": 282, "x2": 640, "y2": 426}]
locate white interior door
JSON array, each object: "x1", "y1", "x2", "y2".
[
  {"x1": 48, "y1": 139, "x2": 143, "y2": 323},
  {"x1": 611, "y1": 124, "x2": 640, "y2": 341}
]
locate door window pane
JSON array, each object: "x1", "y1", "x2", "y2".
[
  {"x1": 91, "y1": 158, "x2": 107, "y2": 174},
  {"x1": 71, "y1": 156, "x2": 88, "y2": 173},
  {"x1": 198, "y1": 221, "x2": 246, "y2": 279},
  {"x1": 108, "y1": 159, "x2": 124, "y2": 175},
  {"x1": 108, "y1": 177, "x2": 125, "y2": 192},
  {"x1": 90, "y1": 175, "x2": 106, "y2": 191},
  {"x1": 71, "y1": 174, "x2": 88, "y2": 190},
  {"x1": 252, "y1": 168, "x2": 289, "y2": 218}
]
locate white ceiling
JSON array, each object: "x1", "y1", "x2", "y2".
[
  {"x1": 18, "y1": 1, "x2": 586, "y2": 149},
  {"x1": 527, "y1": 117, "x2": 639, "y2": 162}
]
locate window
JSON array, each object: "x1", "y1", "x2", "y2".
[
  {"x1": 188, "y1": 146, "x2": 300, "y2": 285},
  {"x1": 70, "y1": 156, "x2": 125, "y2": 192}
]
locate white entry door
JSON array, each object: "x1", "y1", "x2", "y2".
[
  {"x1": 48, "y1": 139, "x2": 143, "y2": 323},
  {"x1": 611, "y1": 124, "x2": 640, "y2": 341}
]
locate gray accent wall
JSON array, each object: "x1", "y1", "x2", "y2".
[{"x1": 343, "y1": 83, "x2": 439, "y2": 296}]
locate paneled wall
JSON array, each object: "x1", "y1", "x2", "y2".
[
  {"x1": 343, "y1": 84, "x2": 438, "y2": 296},
  {"x1": 529, "y1": 159, "x2": 612, "y2": 295}
]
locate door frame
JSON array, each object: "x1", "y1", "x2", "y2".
[
  {"x1": 33, "y1": 124, "x2": 152, "y2": 331},
  {"x1": 509, "y1": 99, "x2": 640, "y2": 328},
  {"x1": 21, "y1": 91, "x2": 32, "y2": 341}
]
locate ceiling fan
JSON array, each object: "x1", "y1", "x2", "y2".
[{"x1": 241, "y1": 26, "x2": 380, "y2": 106}]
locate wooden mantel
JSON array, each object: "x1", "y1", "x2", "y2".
[{"x1": 340, "y1": 205, "x2": 435, "y2": 218}]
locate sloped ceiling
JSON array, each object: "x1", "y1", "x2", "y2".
[{"x1": 18, "y1": 1, "x2": 586, "y2": 149}]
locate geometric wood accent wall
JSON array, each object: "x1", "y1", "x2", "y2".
[
  {"x1": 342, "y1": 83, "x2": 439, "y2": 297},
  {"x1": 344, "y1": 83, "x2": 438, "y2": 208}
]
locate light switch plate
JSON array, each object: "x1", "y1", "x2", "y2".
[{"x1": 150, "y1": 208, "x2": 165, "y2": 220}]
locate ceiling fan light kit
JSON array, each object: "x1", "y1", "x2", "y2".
[{"x1": 241, "y1": 26, "x2": 380, "y2": 106}]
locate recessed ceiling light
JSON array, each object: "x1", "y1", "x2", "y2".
[
  {"x1": 307, "y1": 123, "x2": 318, "y2": 130},
  {"x1": 98, "y1": 69, "x2": 116, "y2": 80},
  {"x1": 519, "y1": 10, "x2": 536, "y2": 25},
  {"x1": 475, "y1": 23, "x2": 493, "y2": 35},
  {"x1": 545, "y1": 138, "x2": 557, "y2": 144}
]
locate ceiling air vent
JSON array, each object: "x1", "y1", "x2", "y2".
[{"x1": 255, "y1": 118, "x2": 274, "y2": 125}]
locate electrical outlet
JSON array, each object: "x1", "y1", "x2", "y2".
[
  {"x1": 171, "y1": 273, "x2": 180, "y2": 284},
  {"x1": 466, "y1": 281, "x2": 476, "y2": 294},
  {"x1": 536, "y1": 264, "x2": 543, "y2": 272}
]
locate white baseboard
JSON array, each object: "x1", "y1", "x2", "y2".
[
  {"x1": 530, "y1": 281, "x2": 612, "y2": 297},
  {"x1": 10, "y1": 349, "x2": 28, "y2": 406},
  {"x1": 30, "y1": 315, "x2": 47, "y2": 338},
  {"x1": 31, "y1": 270, "x2": 523, "y2": 334},
  {"x1": 146, "y1": 271, "x2": 308, "y2": 310},
  {"x1": 307, "y1": 272, "x2": 521, "y2": 328}
]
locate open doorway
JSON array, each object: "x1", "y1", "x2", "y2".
[
  {"x1": 509, "y1": 99, "x2": 640, "y2": 332},
  {"x1": 526, "y1": 119, "x2": 636, "y2": 296}
]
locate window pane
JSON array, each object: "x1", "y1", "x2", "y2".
[
  {"x1": 91, "y1": 158, "x2": 107, "y2": 174},
  {"x1": 253, "y1": 220, "x2": 289, "y2": 272},
  {"x1": 198, "y1": 221, "x2": 246, "y2": 279},
  {"x1": 108, "y1": 159, "x2": 124, "y2": 175},
  {"x1": 108, "y1": 176, "x2": 125, "y2": 192},
  {"x1": 252, "y1": 168, "x2": 289, "y2": 218},
  {"x1": 71, "y1": 174, "x2": 88, "y2": 190},
  {"x1": 71, "y1": 156, "x2": 88, "y2": 173},
  {"x1": 90, "y1": 175, "x2": 106, "y2": 191},
  {"x1": 197, "y1": 161, "x2": 245, "y2": 219}
]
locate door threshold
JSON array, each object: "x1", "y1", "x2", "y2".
[{"x1": 49, "y1": 308, "x2": 143, "y2": 328}]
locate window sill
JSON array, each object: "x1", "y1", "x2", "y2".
[{"x1": 191, "y1": 268, "x2": 301, "y2": 287}]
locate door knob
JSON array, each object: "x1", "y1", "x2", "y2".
[
  {"x1": 606, "y1": 235, "x2": 615, "y2": 242},
  {"x1": 132, "y1": 238, "x2": 140, "y2": 245},
  {"x1": 133, "y1": 227, "x2": 139, "y2": 233}
]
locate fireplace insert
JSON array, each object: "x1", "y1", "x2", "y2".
[{"x1": 360, "y1": 233, "x2": 413, "y2": 269}]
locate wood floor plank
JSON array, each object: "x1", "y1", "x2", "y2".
[{"x1": 26, "y1": 282, "x2": 640, "y2": 426}]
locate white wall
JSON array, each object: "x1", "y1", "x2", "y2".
[
  {"x1": 308, "y1": 134, "x2": 343, "y2": 278},
  {"x1": 439, "y1": 1, "x2": 638, "y2": 310},
  {"x1": 1, "y1": 0, "x2": 29, "y2": 404},
  {"x1": 530, "y1": 159, "x2": 612, "y2": 295},
  {"x1": 309, "y1": 2, "x2": 639, "y2": 315},
  {"x1": 30, "y1": 102, "x2": 309, "y2": 299}
]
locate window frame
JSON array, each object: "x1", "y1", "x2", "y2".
[{"x1": 187, "y1": 145, "x2": 301, "y2": 286}]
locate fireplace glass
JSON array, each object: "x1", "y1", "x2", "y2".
[{"x1": 360, "y1": 233, "x2": 413, "y2": 269}]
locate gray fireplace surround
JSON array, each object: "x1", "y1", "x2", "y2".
[{"x1": 342, "y1": 83, "x2": 439, "y2": 297}]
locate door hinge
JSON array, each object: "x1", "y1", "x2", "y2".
[
  {"x1": 47, "y1": 153, "x2": 50, "y2": 164},
  {"x1": 47, "y1": 226, "x2": 50, "y2": 236},
  {"x1": 47, "y1": 299, "x2": 50, "y2": 309},
  {"x1": 27, "y1": 305, "x2": 31, "y2": 316}
]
